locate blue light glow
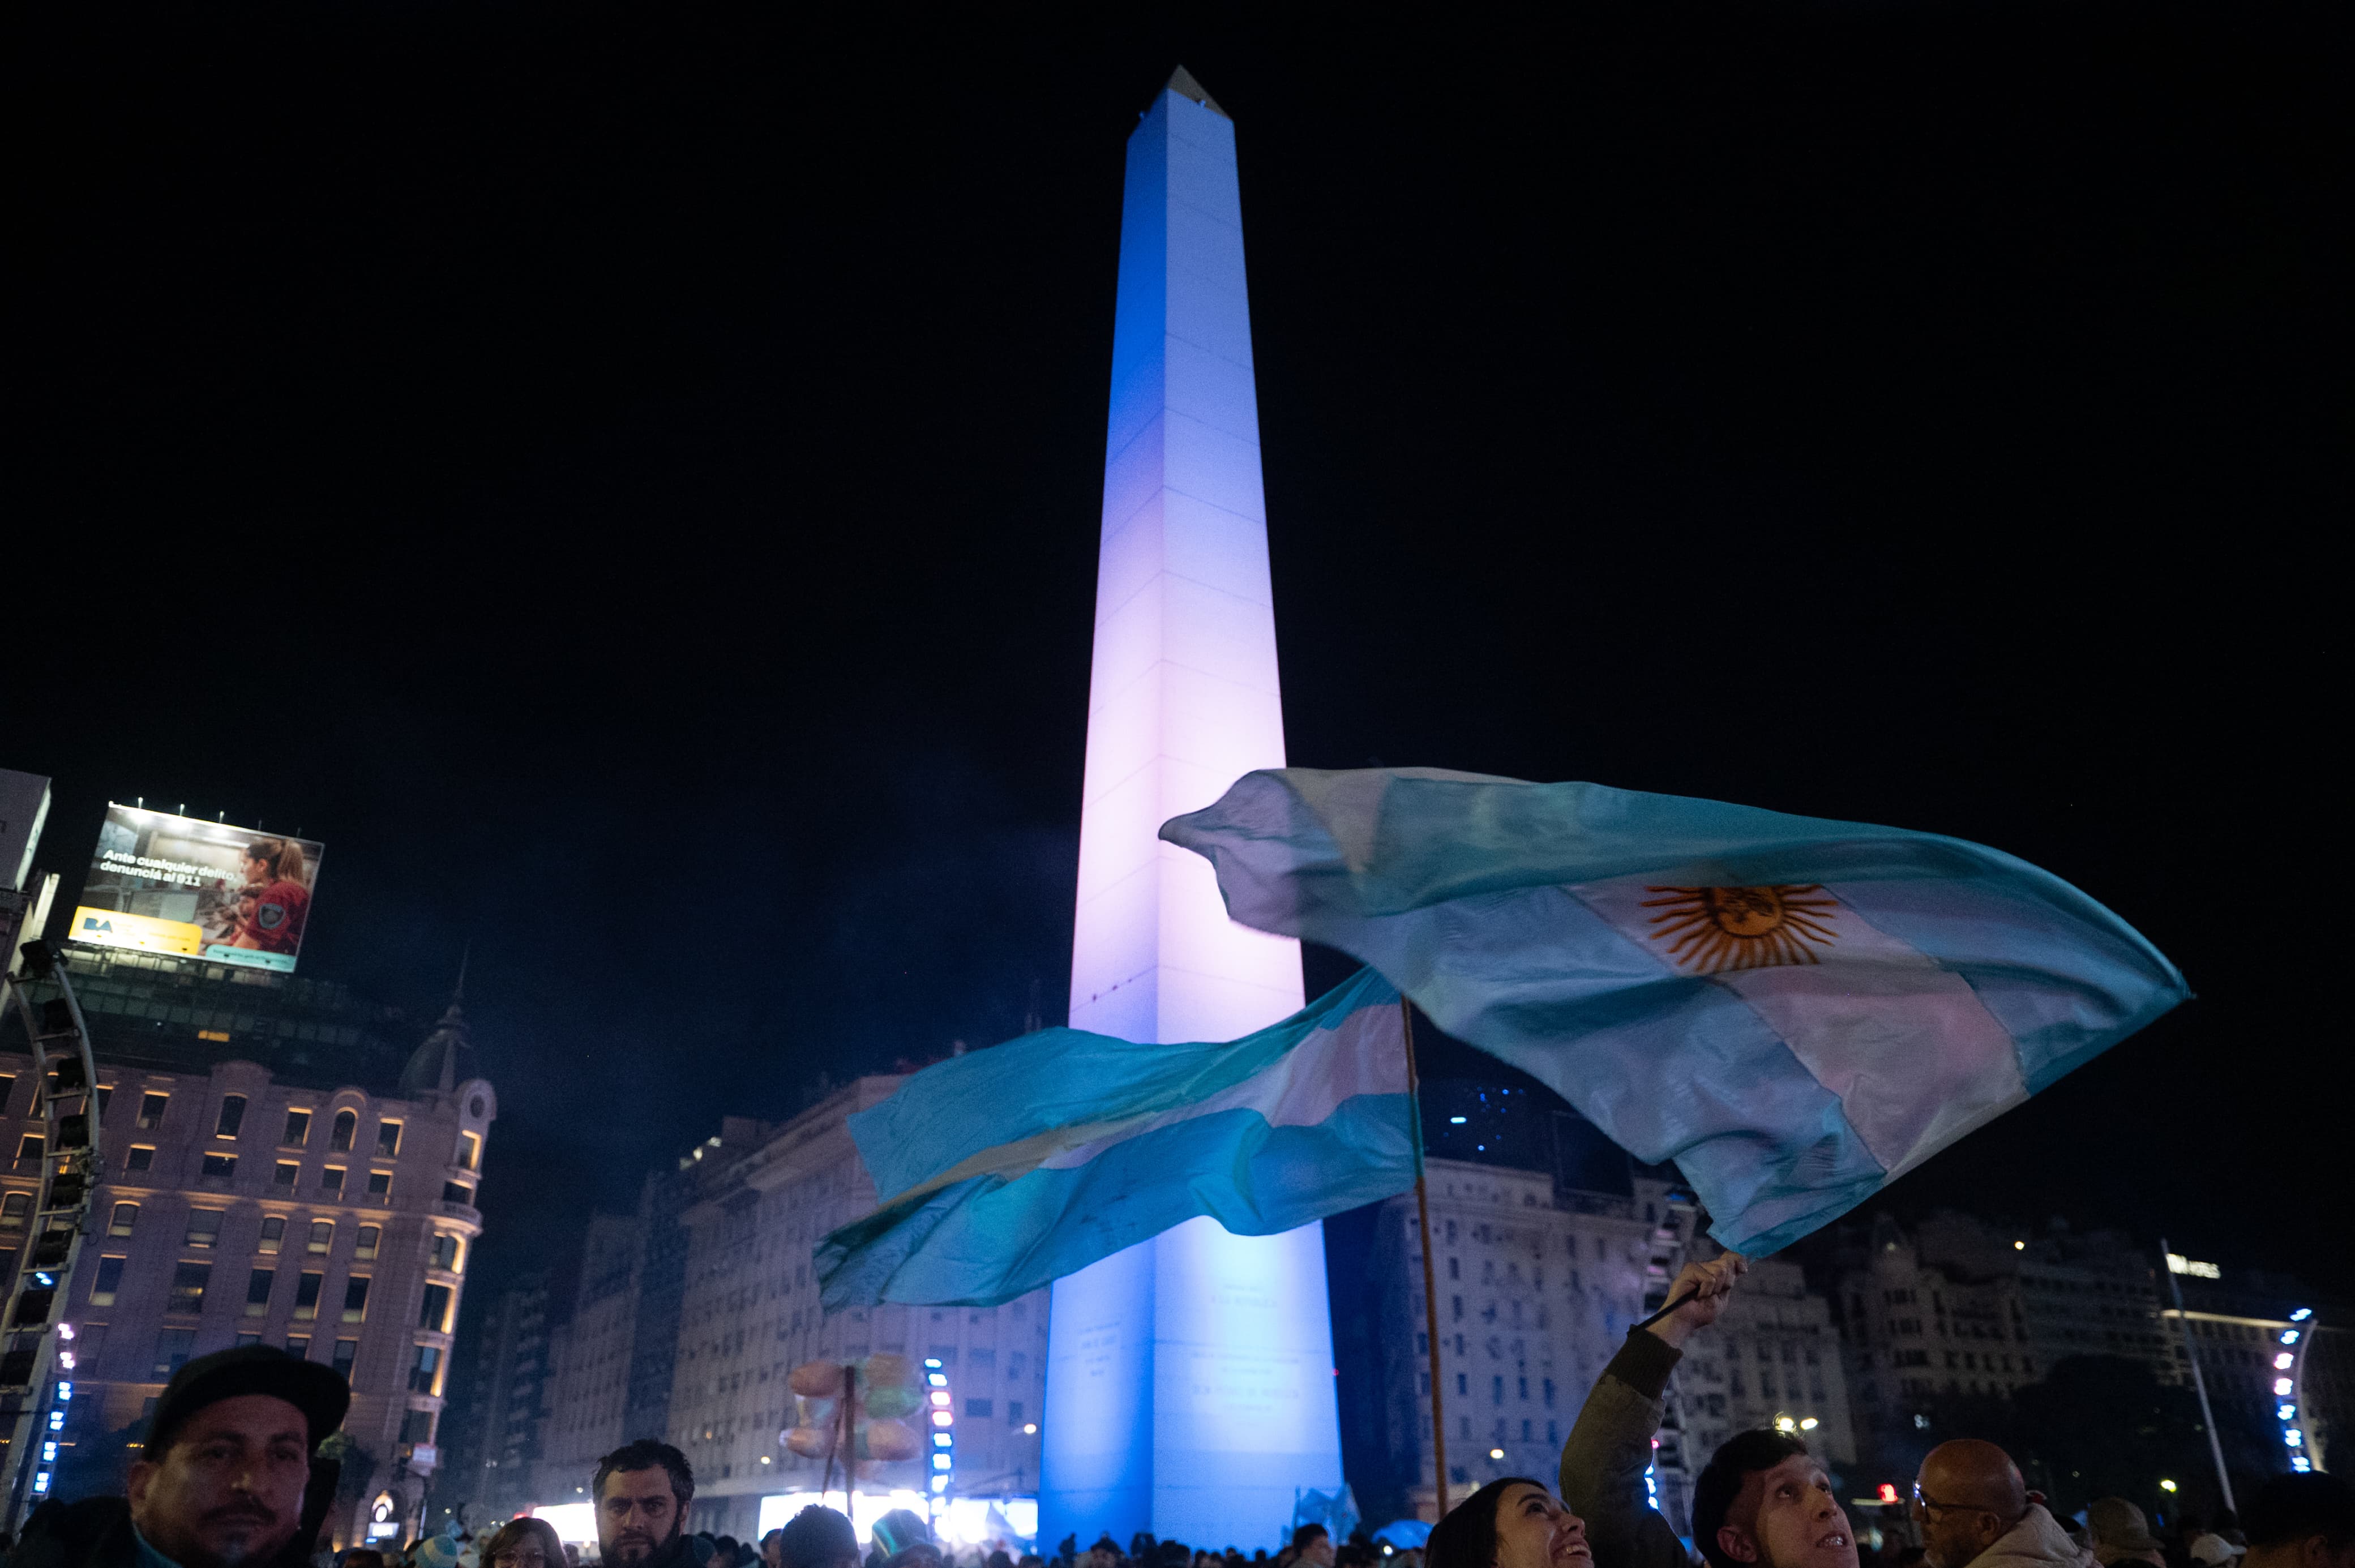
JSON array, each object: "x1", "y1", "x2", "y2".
[
  {"x1": 2281, "y1": 1330, "x2": 2301, "y2": 1344},
  {"x1": 48, "y1": 1411, "x2": 63, "y2": 1430},
  {"x1": 1044, "y1": 70, "x2": 1341, "y2": 1553},
  {"x1": 57, "y1": 1382, "x2": 72, "y2": 1400},
  {"x1": 933, "y1": 1455, "x2": 952, "y2": 1471},
  {"x1": 924, "y1": 1359, "x2": 943, "y2": 1370},
  {"x1": 2292, "y1": 1308, "x2": 2313, "y2": 1322},
  {"x1": 1449, "y1": 1117, "x2": 1467, "y2": 1124}
]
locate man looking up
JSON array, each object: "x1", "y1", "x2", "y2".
[
  {"x1": 1908, "y1": 1441, "x2": 2089, "y2": 1568},
  {"x1": 1293, "y1": 1532, "x2": 1335, "y2": 1568},
  {"x1": 593, "y1": 1442, "x2": 696, "y2": 1568},
  {"x1": 2241, "y1": 1475, "x2": 2355, "y2": 1568},
  {"x1": 1561, "y1": 1253, "x2": 1857, "y2": 1568}
]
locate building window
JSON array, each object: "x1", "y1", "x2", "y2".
[
  {"x1": 202, "y1": 1154, "x2": 237, "y2": 1181},
  {"x1": 331, "y1": 1339, "x2": 357, "y2": 1377},
  {"x1": 92, "y1": 1256, "x2": 127, "y2": 1305},
  {"x1": 259, "y1": 1216, "x2": 286, "y2": 1254},
  {"x1": 186, "y1": 1210, "x2": 224, "y2": 1249},
  {"x1": 419, "y1": 1283, "x2": 452, "y2": 1333},
  {"x1": 0, "y1": 1076, "x2": 12, "y2": 1112},
  {"x1": 376, "y1": 1121, "x2": 402, "y2": 1156},
  {"x1": 216, "y1": 1095, "x2": 248, "y2": 1138},
  {"x1": 274, "y1": 1162, "x2": 299, "y2": 1189},
  {"x1": 366, "y1": 1172, "x2": 392, "y2": 1203},
  {"x1": 320, "y1": 1167, "x2": 345, "y2": 1196},
  {"x1": 139, "y1": 1093, "x2": 168, "y2": 1129},
  {"x1": 126, "y1": 1145, "x2": 155, "y2": 1173},
  {"x1": 459, "y1": 1132, "x2": 481, "y2": 1171},
  {"x1": 342, "y1": 1276, "x2": 370, "y2": 1322},
  {"x1": 294, "y1": 1272, "x2": 323, "y2": 1321},
  {"x1": 1493, "y1": 1376, "x2": 1505, "y2": 1405},
  {"x1": 356, "y1": 1226, "x2": 381, "y2": 1261},
  {"x1": 429, "y1": 1234, "x2": 460, "y2": 1271},
  {"x1": 308, "y1": 1220, "x2": 333, "y2": 1254},
  {"x1": 965, "y1": 1399, "x2": 993, "y2": 1419},
  {"x1": 282, "y1": 1109, "x2": 312, "y2": 1146},
  {"x1": 1008, "y1": 1400, "x2": 1024, "y2": 1424},
  {"x1": 410, "y1": 1344, "x2": 441, "y2": 1393},
  {"x1": 16, "y1": 1134, "x2": 44, "y2": 1163},
  {"x1": 108, "y1": 1202, "x2": 139, "y2": 1237},
  {"x1": 0, "y1": 1193, "x2": 28, "y2": 1229},
  {"x1": 330, "y1": 1111, "x2": 357, "y2": 1152},
  {"x1": 154, "y1": 1327, "x2": 198, "y2": 1378},
  {"x1": 402, "y1": 1408, "x2": 435, "y2": 1444},
  {"x1": 246, "y1": 1269, "x2": 275, "y2": 1316},
  {"x1": 169, "y1": 1262, "x2": 213, "y2": 1314},
  {"x1": 286, "y1": 1334, "x2": 310, "y2": 1358},
  {"x1": 442, "y1": 1181, "x2": 474, "y2": 1206}
]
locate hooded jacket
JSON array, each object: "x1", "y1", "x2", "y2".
[{"x1": 1969, "y1": 1506, "x2": 2103, "y2": 1568}]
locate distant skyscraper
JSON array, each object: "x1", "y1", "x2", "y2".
[{"x1": 1042, "y1": 67, "x2": 1344, "y2": 1549}]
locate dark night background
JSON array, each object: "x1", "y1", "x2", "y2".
[{"x1": 7, "y1": 6, "x2": 2344, "y2": 1310}]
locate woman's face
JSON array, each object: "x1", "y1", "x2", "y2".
[{"x1": 1489, "y1": 1484, "x2": 1589, "y2": 1568}]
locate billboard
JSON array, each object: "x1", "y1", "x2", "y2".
[{"x1": 70, "y1": 804, "x2": 324, "y2": 974}]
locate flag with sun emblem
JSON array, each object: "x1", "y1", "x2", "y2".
[{"x1": 1160, "y1": 768, "x2": 2189, "y2": 1256}]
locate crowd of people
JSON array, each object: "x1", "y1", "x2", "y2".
[{"x1": 6, "y1": 1263, "x2": 2349, "y2": 1568}]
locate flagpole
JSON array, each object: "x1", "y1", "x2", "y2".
[{"x1": 1403, "y1": 995, "x2": 1453, "y2": 1522}]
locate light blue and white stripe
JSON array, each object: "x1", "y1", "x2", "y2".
[
  {"x1": 1161, "y1": 767, "x2": 2189, "y2": 1257},
  {"x1": 816, "y1": 965, "x2": 1416, "y2": 1309}
]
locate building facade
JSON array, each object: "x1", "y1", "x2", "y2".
[
  {"x1": 532, "y1": 1215, "x2": 643, "y2": 1503},
  {"x1": 1834, "y1": 1212, "x2": 2182, "y2": 1477},
  {"x1": 439, "y1": 1274, "x2": 551, "y2": 1523},
  {"x1": 662, "y1": 1079, "x2": 1047, "y2": 1537},
  {"x1": 2, "y1": 952, "x2": 493, "y2": 1546},
  {"x1": 1368, "y1": 1159, "x2": 1656, "y2": 1520}
]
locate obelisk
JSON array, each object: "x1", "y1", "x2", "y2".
[{"x1": 1039, "y1": 68, "x2": 1345, "y2": 1549}]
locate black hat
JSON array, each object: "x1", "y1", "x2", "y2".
[{"x1": 151, "y1": 1345, "x2": 351, "y2": 1454}]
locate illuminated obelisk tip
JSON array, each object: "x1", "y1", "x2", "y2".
[{"x1": 1039, "y1": 67, "x2": 1346, "y2": 1549}]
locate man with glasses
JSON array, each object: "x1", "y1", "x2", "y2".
[
  {"x1": 1909, "y1": 1440, "x2": 2091, "y2": 1568},
  {"x1": 592, "y1": 1441, "x2": 696, "y2": 1568}
]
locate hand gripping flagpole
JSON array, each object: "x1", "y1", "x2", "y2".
[{"x1": 1403, "y1": 997, "x2": 1453, "y2": 1520}]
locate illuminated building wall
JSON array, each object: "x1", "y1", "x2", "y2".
[{"x1": 1042, "y1": 68, "x2": 1345, "y2": 1549}]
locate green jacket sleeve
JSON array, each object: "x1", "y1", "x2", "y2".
[{"x1": 1559, "y1": 1330, "x2": 1693, "y2": 1568}]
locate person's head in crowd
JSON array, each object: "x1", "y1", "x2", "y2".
[
  {"x1": 1424, "y1": 1476, "x2": 1589, "y2": 1568},
  {"x1": 871, "y1": 1511, "x2": 940, "y2": 1568},
  {"x1": 1909, "y1": 1440, "x2": 2029, "y2": 1568},
  {"x1": 761, "y1": 1531, "x2": 789, "y2": 1568},
  {"x1": 2242, "y1": 1475, "x2": 2355, "y2": 1568},
  {"x1": 593, "y1": 1440, "x2": 695, "y2": 1566},
  {"x1": 1294, "y1": 1531, "x2": 1334, "y2": 1568},
  {"x1": 1086, "y1": 1541, "x2": 1121, "y2": 1568},
  {"x1": 128, "y1": 1346, "x2": 350, "y2": 1568},
  {"x1": 781, "y1": 1507, "x2": 859, "y2": 1568},
  {"x1": 344, "y1": 1553, "x2": 388, "y2": 1568},
  {"x1": 482, "y1": 1519, "x2": 565, "y2": 1568},
  {"x1": 1693, "y1": 1429, "x2": 1856, "y2": 1568},
  {"x1": 2087, "y1": 1502, "x2": 2166, "y2": 1568}
]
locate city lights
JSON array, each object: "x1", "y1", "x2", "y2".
[
  {"x1": 2160, "y1": 1480, "x2": 2177, "y2": 1493},
  {"x1": 1800, "y1": 1417, "x2": 1820, "y2": 1431}
]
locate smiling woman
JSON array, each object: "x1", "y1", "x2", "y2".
[{"x1": 1427, "y1": 1478, "x2": 1590, "y2": 1568}]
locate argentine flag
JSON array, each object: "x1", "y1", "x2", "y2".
[
  {"x1": 1162, "y1": 768, "x2": 2189, "y2": 1257},
  {"x1": 816, "y1": 966, "x2": 1417, "y2": 1309}
]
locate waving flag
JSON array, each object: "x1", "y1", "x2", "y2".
[
  {"x1": 1161, "y1": 768, "x2": 2188, "y2": 1256},
  {"x1": 816, "y1": 965, "x2": 1416, "y2": 1309}
]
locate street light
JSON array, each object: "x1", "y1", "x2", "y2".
[
  {"x1": 1489, "y1": 1449, "x2": 1506, "y2": 1460},
  {"x1": 2160, "y1": 1481, "x2": 2178, "y2": 1494}
]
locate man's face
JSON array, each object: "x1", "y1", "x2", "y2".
[
  {"x1": 1302, "y1": 1540, "x2": 1335, "y2": 1568},
  {"x1": 1722, "y1": 1455, "x2": 1856, "y2": 1568},
  {"x1": 598, "y1": 1467, "x2": 682, "y2": 1565},
  {"x1": 129, "y1": 1395, "x2": 311, "y2": 1568},
  {"x1": 1909, "y1": 1472, "x2": 2005, "y2": 1568}
]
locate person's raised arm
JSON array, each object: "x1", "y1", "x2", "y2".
[{"x1": 1559, "y1": 1254, "x2": 1746, "y2": 1568}]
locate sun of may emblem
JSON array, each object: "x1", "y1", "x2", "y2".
[{"x1": 1640, "y1": 884, "x2": 1839, "y2": 974}]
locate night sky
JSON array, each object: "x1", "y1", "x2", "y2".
[{"x1": 11, "y1": 7, "x2": 2343, "y2": 1305}]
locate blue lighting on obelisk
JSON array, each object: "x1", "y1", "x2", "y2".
[{"x1": 1039, "y1": 68, "x2": 1345, "y2": 1550}]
